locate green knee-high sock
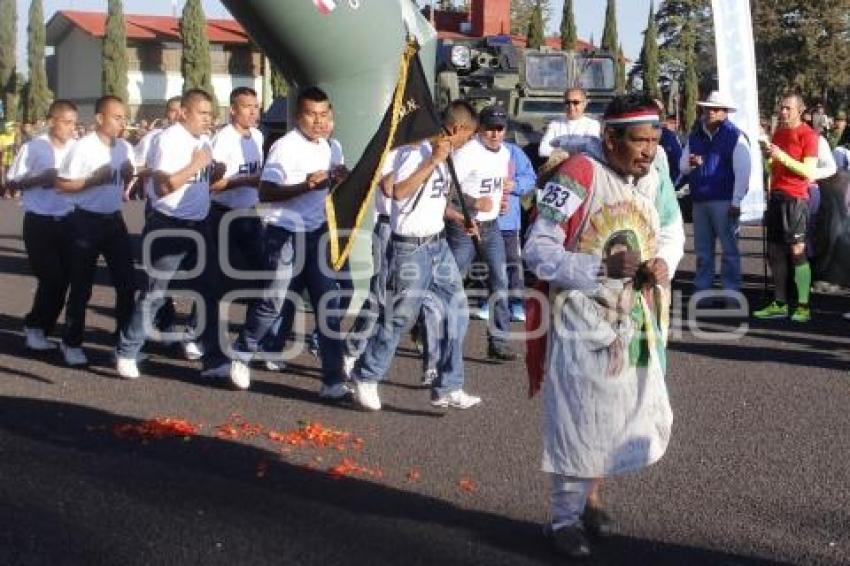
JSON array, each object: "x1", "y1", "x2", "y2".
[{"x1": 794, "y1": 262, "x2": 811, "y2": 305}]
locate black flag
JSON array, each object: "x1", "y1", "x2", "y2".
[{"x1": 325, "y1": 41, "x2": 443, "y2": 270}]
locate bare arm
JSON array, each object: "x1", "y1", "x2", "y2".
[
  {"x1": 210, "y1": 173, "x2": 261, "y2": 193},
  {"x1": 393, "y1": 138, "x2": 450, "y2": 200},
  {"x1": 56, "y1": 164, "x2": 114, "y2": 193},
  {"x1": 153, "y1": 147, "x2": 212, "y2": 197},
  {"x1": 258, "y1": 170, "x2": 328, "y2": 203}
]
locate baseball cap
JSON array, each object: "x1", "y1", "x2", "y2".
[{"x1": 479, "y1": 105, "x2": 508, "y2": 129}]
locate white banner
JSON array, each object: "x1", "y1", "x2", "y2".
[{"x1": 712, "y1": 0, "x2": 764, "y2": 223}]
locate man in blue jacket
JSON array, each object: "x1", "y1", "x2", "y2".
[
  {"x1": 499, "y1": 142, "x2": 536, "y2": 321},
  {"x1": 680, "y1": 91, "x2": 752, "y2": 302}
]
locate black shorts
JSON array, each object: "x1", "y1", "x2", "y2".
[{"x1": 766, "y1": 192, "x2": 809, "y2": 245}]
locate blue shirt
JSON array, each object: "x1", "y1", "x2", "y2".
[
  {"x1": 498, "y1": 142, "x2": 536, "y2": 231},
  {"x1": 660, "y1": 126, "x2": 682, "y2": 184}
]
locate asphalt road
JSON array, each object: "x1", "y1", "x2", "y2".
[{"x1": 0, "y1": 200, "x2": 848, "y2": 566}]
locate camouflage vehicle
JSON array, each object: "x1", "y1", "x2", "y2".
[{"x1": 435, "y1": 35, "x2": 617, "y2": 154}]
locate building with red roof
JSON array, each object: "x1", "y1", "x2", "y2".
[{"x1": 45, "y1": 10, "x2": 263, "y2": 120}]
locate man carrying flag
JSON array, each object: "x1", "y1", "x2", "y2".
[{"x1": 523, "y1": 94, "x2": 685, "y2": 559}]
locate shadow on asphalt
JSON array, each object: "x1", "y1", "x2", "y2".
[{"x1": 0, "y1": 396, "x2": 790, "y2": 566}]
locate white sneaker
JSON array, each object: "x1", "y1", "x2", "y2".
[
  {"x1": 264, "y1": 360, "x2": 287, "y2": 372},
  {"x1": 60, "y1": 343, "x2": 88, "y2": 366},
  {"x1": 353, "y1": 380, "x2": 381, "y2": 411},
  {"x1": 421, "y1": 369, "x2": 437, "y2": 388},
  {"x1": 182, "y1": 341, "x2": 204, "y2": 361},
  {"x1": 342, "y1": 354, "x2": 358, "y2": 379},
  {"x1": 843, "y1": 312, "x2": 850, "y2": 321},
  {"x1": 24, "y1": 327, "x2": 56, "y2": 351},
  {"x1": 431, "y1": 389, "x2": 481, "y2": 409},
  {"x1": 229, "y1": 360, "x2": 251, "y2": 390},
  {"x1": 319, "y1": 382, "x2": 353, "y2": 400},
  {"x1": 116, "y1": 357, "x2": 140, "y2": 380}
]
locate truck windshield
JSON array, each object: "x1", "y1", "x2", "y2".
[
  {"x1": 524, "y1": 54, "x2": 568, "y2": 91},
  {"x1": 574, "y1": 57, "x2": 616, "y2": 91}
]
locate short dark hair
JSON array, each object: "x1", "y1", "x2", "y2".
[
  {"x1": 603, "y1": 92, "x2": 660, "y2": 137},
  {"x1": 47, "y1": 99, "x2": 78, "y2": 118},
  {"x1": 443, "y1": 99, "x2": 478, "y2": 129},
  {"x1": 95, "y1": 95, "x2": 124, "y2": 115},
  {"x1": 181, "y1": 88, "x2": 213, "y2": 108},
  {"x1": 230, "y1": 87, "x2": 257, "y2": 106},
  {"x1": 166, "y1": 96, "x2": 182, "y2": 108},
  {"x1": 296, "y1": 86, "x2": 330, "y2": 114}
]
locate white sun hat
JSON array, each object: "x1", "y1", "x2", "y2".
[{"x1": 696, "y1": 90, "x2": 737, "y2": 112}]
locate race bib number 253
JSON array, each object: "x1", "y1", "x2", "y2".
[{"x1": 537, "y1": 180, "x2": 585, "y2": 222}]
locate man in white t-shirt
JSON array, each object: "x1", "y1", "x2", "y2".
[
  {"x1": 8, "y1": 100, "x2": 78, "y2": 351},
  {"x1": 231, "y1": 86, "x2": 350, "y2": 400},
  {"x1": 132, "y1": 96, "x2": 181, "y2": 202},
  {"x1": 115, "y1": 89, "x2": 234, "y2": 383},
  {"x1": 351, "y1": 100, "x2": 482, "y2": 411},
  {"x1": 443, "y1": 104, "x2": 517, "y2": 361},
  {"x1": 209, "y1": 87, "x2": 265, "y2": 286},
  {"x1": 539, "y1": 88, "x2": 601, "y2": 159},
  {"x1": 55, "y1": 95, "x2": 136, "y2": 367}
]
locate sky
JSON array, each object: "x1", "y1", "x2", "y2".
[{"x1": 16, "y1": 0, "x2": 656, "y2": 72}]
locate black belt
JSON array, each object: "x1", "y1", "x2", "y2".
[
  {"x1": 211, "y1": 201, "x2": 257, "y2": 213},
  {"x1": 72, "y1": 207, "x2": 122, "y2": 220},
  {"x1": 25, "y1": 211, "x2": 69, "y2": 222},
  {"x1": 391, "y1": 230, "x2": 445, "y2": 245},
  {"x1": 149, "y1": 209, "x2": 207, "y2": 228},
  {"x1": 377, "y1": 214, "x2": 390, "y2": 224},
  {"x1": 477, "y1": 218, "x2": 499, "y2": 228}
]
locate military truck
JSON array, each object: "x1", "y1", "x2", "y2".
[{"x1": 435, "y1": 35, "x2": 616, "y2": 154}]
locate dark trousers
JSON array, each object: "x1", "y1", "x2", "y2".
[
  {"x1": 63, "y1": 209, "x2": 136, "y2": 347},
  {"x1": 22, "y1": 212, "x2": 71, "y2": 335},
  {"x1": 501, "y1": 229, "x2": 524, "y2": 307}
]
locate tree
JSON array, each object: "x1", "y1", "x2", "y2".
[
  {"x1": 560, "y1": 0, "x2": 577, "y2": 51},
  {"x1": 511, "y1": 0, "x2": 551, "y2": 37},
  {"x1": 102, "y1": 0, "x2": 128, "y2": 101},
  {"x1": 640, "y1": 1, "x2": 660, "y2": 100},
  {"x1": 526, "y1": 2, "x2": 545, "y2": 49},
  {"x1": 653, "y1": 0, "x2": 713, "y2": 92},
  {"x1": 600, "y1": 0, "x2": 624, "y2": 93},
  {"x1": 270, "y1": 64, "x2": 288, "y2": 98},
  {"x1": 0, "y1": 0, "x2": 16, "y2": 122},
  {"x1": 752, "y1": 0, "x2": 850, "y2": 112},
  {"x1": 682, "y1": 21, "x2": 698, "y2": 132},
  {"x1": 26, "y1": 0, "x2": 52, "y2": 123},
  {"x1": 180, "y1": 0, "x2": 217, "y2": 109}
]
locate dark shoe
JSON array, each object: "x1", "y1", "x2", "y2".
[
  {"x1": 581, "y1": 505, "x2": 615, "y2": 538},
  {"x1": 546, "y1": 524, "x2": 592, "y2": 560},
  {"x1": 487, "y1": 345, "x2": 518, "y2": 362}
]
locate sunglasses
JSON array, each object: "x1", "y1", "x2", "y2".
[{"x1": 565, "y1": 100, "x2": 584, "y2": 106}]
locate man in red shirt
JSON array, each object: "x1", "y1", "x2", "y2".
[{"x1": 755, "y1": 93, "x2": 818, "y2": 322}]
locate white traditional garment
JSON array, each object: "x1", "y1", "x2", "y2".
[{"x1": 524, "y1": 146, "x2": 685, "y2": 478}]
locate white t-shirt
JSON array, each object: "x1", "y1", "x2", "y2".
[
  {"x1": 210, "y1": 124, "x2": 264, "y2": 209},
  {"x1": 373, "y1": 148, "x2": 397, "y2": 219},
  {"x1": 452, "y1": 136, "x2": 511, "y2": 222},
  {"x1": 9, "y1": 134, "x2": 74, "y2": 216},
  {"x1": 259, "y1": 128, "x2": 343, "y2": 232},
  {"x1": 539, "y1": 115, "x2": 601, "y2": 158},
  {"x1": 135, "y1": 128, "x2": 162, "y2": 199},
  {"x1": 149, "y1": 123, "x2": 213, "y2": 221},
  {"x1": 59, "y1": 132, "x2": 132, "y2": 214},
  {"x1": 390, "y1": 141, "x2": 449, "y2": 238}
]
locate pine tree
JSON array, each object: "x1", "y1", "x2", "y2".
[
  {"x1": 26, "y1": 0, "x2": 51, "y2": 123},
  {"x1": 180, "y1": 0, "x2": 217, "y2": 109},
  {"x1": 682, "y1": 22, "x2": 698, "y2": 133},
  {"x1": 270, "y1": 64, "x2": 288, "y2": 98},
  {"x1": 511, "y1": 0, "x2": 551, "y2": 37},
  {"x1": 654, "y1": 0, "x2": 713, "y2": 93},
  {"x1": 600, "y1": 0, "x2": 624, "y2": 93},
  {"x1": 640, "y1": 1, "x2": 659, "y2": 99},
  {"x1": 560, "y1": 0, "x2": 577, "y2": 51},
  {"x1": 0, "y1": 0, "x2": 17, "y2": 122},
  {"x1": 102, "y1": 0, "x2": 128, "y2": 102},
  {"x1": 526, "y1": 2, "x2": 545, "y2": 49}
]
